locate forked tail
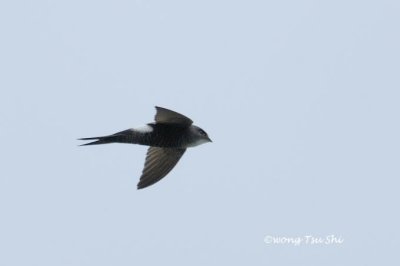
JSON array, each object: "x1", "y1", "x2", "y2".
[
  {"x1": 78, "y1": 136, "x2": 116, "y2": 146},
  {"x1": 78, "y1": 130, "x2": 134, "y2": 146}
]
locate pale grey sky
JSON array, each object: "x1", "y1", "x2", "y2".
[{"x1": 0, "y1": 1, "x2": 399, "y2": 265}]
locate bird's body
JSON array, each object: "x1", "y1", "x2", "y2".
[
  {"x1": 79, "y1": 106, "x2": 211, "y2": 189},
  {"x1": 81, "y1": 123, "x2": 201, "y2": 148}
]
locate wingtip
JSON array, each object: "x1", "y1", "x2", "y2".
[
  {"x1": 137, "y1": 180, "x2": 155, "y2": 190},
  {"x1": 136, "y1": 181, "x2": 147, "y2": 190}
]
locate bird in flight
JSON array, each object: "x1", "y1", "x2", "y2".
[{"x1": 79, "y1": 106, "x2": 212, "y2": 189}]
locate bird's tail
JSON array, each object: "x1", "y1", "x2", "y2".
[
  {"x1": 78, "y1": 136, "x2": 113, "y2": 146},
  {"x1": 78, "y1": 130, "x2": 134, "y2": 146}
]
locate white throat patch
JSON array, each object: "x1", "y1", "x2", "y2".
[
  {"x1": 134, "y1": 124, "x2": 153, "y2": 133},
  {"x1": 187, "y1": 138, "x2": 209, "y2": 147}
]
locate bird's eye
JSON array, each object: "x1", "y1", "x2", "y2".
[{"x1": 199, "y1": 129, "x2": 206, "y2": 136}]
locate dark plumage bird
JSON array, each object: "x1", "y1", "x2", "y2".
[{"x1": 79, "y1": 106, "x2": 212, "y2": 189}]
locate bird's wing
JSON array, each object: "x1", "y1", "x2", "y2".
[
  {"x1": 137, "y1": 147, "x2": 186, "y2": 189},
  {"x1": 154, "y1": 106, "x2": 193, "y2": 126}
]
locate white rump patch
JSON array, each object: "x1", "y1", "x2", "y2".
[{"x1": 134, "y1": 124, "x2": 153, "y2": 133}]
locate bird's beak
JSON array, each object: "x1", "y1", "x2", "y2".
[{"x1": 207, "y1": 136, "x2": 212, "y2": 143}]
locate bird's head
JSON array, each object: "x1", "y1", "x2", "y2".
[{"x1": 188, "y1": 125, "x2": 212, "y2": 147}]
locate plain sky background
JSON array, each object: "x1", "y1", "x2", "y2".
[{"x1": 1, "y1": 0, "x2": 399, "y2": 265}]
